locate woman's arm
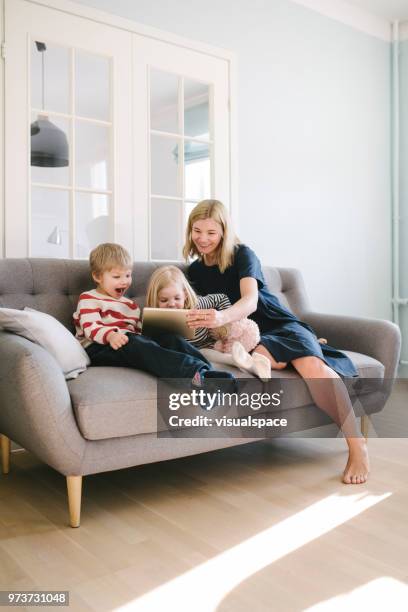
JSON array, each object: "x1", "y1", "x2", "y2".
[{"x1": 186, "y1": 277, "x2": 258, "y2": 329}]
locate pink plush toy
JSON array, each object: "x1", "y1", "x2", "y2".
[{"x1": 210, "y1": 318, "x2": 260, "y2": 353}]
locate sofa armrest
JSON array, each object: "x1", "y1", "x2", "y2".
[
  {"x1": 302, "y1": 312, "x2": 401, "y2": 379},
  {"x1": 0, "y1": 331, "x2": 86, "y2": 475}
]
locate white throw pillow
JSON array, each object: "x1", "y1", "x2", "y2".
[{"x1": 0, "y1": 307, "x2": 90, "y2": 380}]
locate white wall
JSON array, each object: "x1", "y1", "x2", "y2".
[
  {"x1": 399, "y1": 37, "x2": 408, "y2": 362},
  {"x1": 73, "y1": 0, "x2": 391, "y2": 319}
]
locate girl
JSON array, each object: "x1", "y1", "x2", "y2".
[
  {"x1": 145, "y1": 265, "x2": 271, "y2": 379},
  {"x1": 183, "y1": 200, "x2": 369, "y2": 485}
]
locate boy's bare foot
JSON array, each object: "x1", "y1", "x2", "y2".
[{"x1": 342, "y1": 438, "x2": 369, "y2": 484}]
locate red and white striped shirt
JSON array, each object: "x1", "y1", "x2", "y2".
[{"x1": 73, "y1": 289, "x2": 142, "y2": 348}]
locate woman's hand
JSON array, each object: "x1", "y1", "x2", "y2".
[{"x1": 186, "y1": 308, "x2": 226, "y2": 329}]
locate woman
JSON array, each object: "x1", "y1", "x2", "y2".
[{"x1": 184, "y1": 199, "x2": 369, "y2": 485}]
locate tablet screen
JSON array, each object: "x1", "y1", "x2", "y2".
[{"x1": 142, "y1": 307, "x2": 195, "y2": 339}]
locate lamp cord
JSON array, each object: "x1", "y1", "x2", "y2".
[{"x1": 41, "y1": 50, "x2": 45, "y2": 111}]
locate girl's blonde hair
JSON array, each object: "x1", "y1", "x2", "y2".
[
  {"x1": 89, "y1": 243, "x2": 132, "y2": 277},
  {"x1": 182, "y1": 199, "x2": 240, "y2": 273},
  {"x1": 146, "y1": 266, "x2": 198, "y2": 309}
]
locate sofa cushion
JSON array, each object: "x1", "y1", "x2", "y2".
[
  {"x1": 0, "y1": 306, "x2": 90, "y2": 379},
  {"x1": 67, "y1": 350, "x2": 384, "y2": 441}
]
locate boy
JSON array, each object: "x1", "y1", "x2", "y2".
[{"x1": 73, "y1": 243, "x2": 234, "y2": 385}]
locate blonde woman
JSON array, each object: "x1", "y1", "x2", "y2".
[{"x1": 183, "y1": 200, "x2": 369, "y2": 485}]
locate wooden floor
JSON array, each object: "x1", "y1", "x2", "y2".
[{"x1": 1, "y1": 381, "x2": 408, "y2": 611}]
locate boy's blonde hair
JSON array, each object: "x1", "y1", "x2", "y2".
[
  {"x1": 146, "y1": 266, "x2": 198, "y2": 309},
  {"x1": 182, "y1": 199, "x2": 240, "y2": 273},
  {"x1": 89, "y1": 243, "x2": 132, "y2": 277}
]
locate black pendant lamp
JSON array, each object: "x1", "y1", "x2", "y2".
[{"x1": 31, "y1": 41, "x2": 69, "y2": 168}]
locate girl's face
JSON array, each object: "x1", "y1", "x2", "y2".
[
  {"x1": 157, "y1": 282, "x2": 186, "y2": 309},
  {"x1": 191, "y1": 218, "x2": 223, "y2": 258}
]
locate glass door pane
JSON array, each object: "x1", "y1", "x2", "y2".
[
  {"x1": 75, "y1": 192, "x2": 110, "y2": 258},
  {"x1": 30, "y1": 40, "x2": 70, "y2": 114},
  {"x1": 184, "y1": 79, "x2": 210, "y2": 139},
  {"x1": 31, "y1": 187, "x2": 70, "y2": 257},
  {"x1": 75, "y1": 50, "x2": 110, "y2": 121},
  {"x1": 75, "y1": 120, "x2": 111, "y2": 191},
  {"x1": 150, "y1": 69, "x2": 179, "y2": 133},
  {"x1": 150, "y1": 134, "x2": 181, "y2": 197},
  {"x1": 151, "y1": 198, "x2": 182, "y2": 260}
]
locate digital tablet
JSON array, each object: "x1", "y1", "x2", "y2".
[{"x1": 142, "y1": 307, "x2": 195, "y2": 339}]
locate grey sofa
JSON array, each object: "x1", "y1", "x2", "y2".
[{"x1": 0, "y1": 258, "x2": 401, "y2": 527}]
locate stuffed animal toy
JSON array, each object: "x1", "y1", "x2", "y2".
[{"x1": 210, "y1": 318, "x2": 260, "y2": 353}]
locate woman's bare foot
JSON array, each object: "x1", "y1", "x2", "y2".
[{"x1": 342, "y1": 438, "x2": 369, "y2": 484}]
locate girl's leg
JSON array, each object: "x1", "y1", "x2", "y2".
[
  {"x1": 291, "y1": 355, "x2": 369, "y2": 485},
  {"x1": 200, "y1": 347, "x2": 236, "y2": 366},
  {"x1": 200, "y1": 344, "x2": 272, "y2": 381}
]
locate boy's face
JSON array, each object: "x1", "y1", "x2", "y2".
[{"x1": 93, "y1": 267, "x2": 132, "y2": 299}]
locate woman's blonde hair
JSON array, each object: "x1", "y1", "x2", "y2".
[
  {"x1": 146, "y1": 266, "x2": 198, "y2": 309},
  {"x1": 89, "y1": 243, "x2": 132, "y2": 277},
  {"x1": 182, "y1": 199, "x2": 240, "y2": 273}
]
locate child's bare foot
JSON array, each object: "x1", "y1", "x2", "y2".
[
  {"x1": 232, "y1": 342, "x2": 271, "y2": 381},
  {"x1": 342, "y1": 438, "x2": 369, "y2": 484}
]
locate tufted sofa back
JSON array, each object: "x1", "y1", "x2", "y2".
[{"x1": 0, "y1": 259, "x2": 311, "y2": 333}]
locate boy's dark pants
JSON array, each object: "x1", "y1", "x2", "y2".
[{"x1": 85, "y1": 332, "x2": 212, "y2": 380}]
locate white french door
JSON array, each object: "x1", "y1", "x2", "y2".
[
  {"x1": 133, "y1": 35, "x2": 230, "y2": 261},
  {"x1": 4, "y1": 0, "x2": 232, "y2": 261},
  {"x1": 5, "y1": 0, "x2": 133, "y2": 258}
]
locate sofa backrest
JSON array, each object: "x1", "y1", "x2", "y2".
[{"x1": 0, "y1": 258, "x2": 311, "y2": 333}]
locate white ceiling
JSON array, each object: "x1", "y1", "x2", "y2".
[{"x1": 344, "y1": 0, "x2": 408, "y2": 21}]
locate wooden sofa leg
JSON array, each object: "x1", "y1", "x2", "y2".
[
  {"x1": 361, "y1": 415, "x2": 369, "y2": 441},
  {"x1": 0, "y1": 434, "x2": 11, "y2": 474},
  {"x1": 66, "y1": 476, "x2": 82, "y2": 528}
]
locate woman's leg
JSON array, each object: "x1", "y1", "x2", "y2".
[
  {"x1": 291, "y1": 355, "x2": 369, "y2": 485},
  {"x1": 250, "y1": 343, "x2": 368, "y2": 484},
  {"x1": 253, "y1": 344, "x2": 287, "y2": 370}
]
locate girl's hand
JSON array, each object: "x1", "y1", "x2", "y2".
[{"x1": 186, "y1": 308, "x2": 226, "y2": 329}]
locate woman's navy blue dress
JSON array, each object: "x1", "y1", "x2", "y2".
[{"x1": 188, "y1": 244, "x2": 358, "y2": 378}]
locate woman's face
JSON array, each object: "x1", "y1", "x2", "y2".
[{"x1": 191, "y1": 218, "x2": 223, "y2": 257}]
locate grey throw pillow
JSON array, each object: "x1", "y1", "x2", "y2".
[{"x1": 0, "y1": 307, "x2": 90, "y2": 379}]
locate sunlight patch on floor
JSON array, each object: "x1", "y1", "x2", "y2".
[
  {"x1": 305, "y1": 576, "x2": 408, "y2": 611},
  {"x1": 114, "y1": 491, "x2": 391, "y2": 612}
]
